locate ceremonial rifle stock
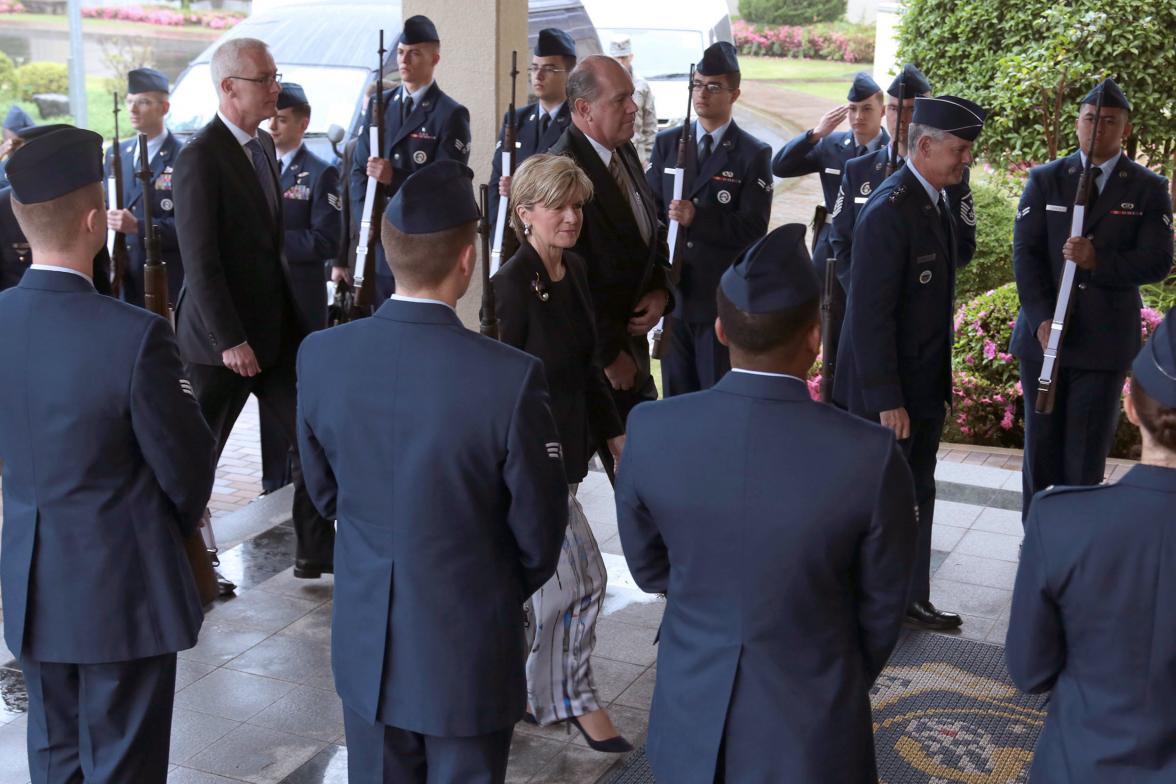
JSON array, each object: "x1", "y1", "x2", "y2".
[
  {"x1": 1035, "y1": 87, "x2": 1106, "y2": 414},
  {"x1": 478, "y1": 184, "x2": 500, "y2": 339},
  {"x1": 352, "y1": 29, "x2": 388, "y2": 316},
  {"x1": 489, "y1": 50, "x2": 519, "y2": 277},
  {"x1": 885, "y1": 73, "x2": 907, "y2": 177},
  {"x1": 650, "y1": 64, "x2": 695, "y2": 361},
  {"x1": 108, "y1": 92, "x2": 130, "y2": 298},
  {"x1": 137, "y1": 133, "x2": 218, "y2": 606},
  {"x1": 814, "y1": 203, "x2": 836, "y2": 402}
]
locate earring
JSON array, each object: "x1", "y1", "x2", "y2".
[{"x1": 524, "y1": 224, "x2": 532, "y2": 236}]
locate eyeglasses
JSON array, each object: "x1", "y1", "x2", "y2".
[
  {"x1": 229, "y1": 73, "x2": 282, "y2": 88},
  {"x1": 125, "y1": 98, "x2": 162, "y2": 110},
  {"x1": 528, "y1": 65, "x2": 567, "y2": 76},
  {"x1": 690, "y1": 81, "x2": 735, "y2": 95}
]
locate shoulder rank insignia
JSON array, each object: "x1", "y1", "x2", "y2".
[
  {"x1": 1163, "y1": 213, "x2": 1172, "y2": 229},
  {"x1": 831, "y1": 188, "x2": 844, "y2": 218},
  {"x1": 888, "y1": 184, "x2": 907, "y2": 204},
  {"x1": 960, "y1": 195, "x2": 977, "y2": 226}
]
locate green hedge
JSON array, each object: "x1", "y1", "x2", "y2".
[
  {"x1": 0, "y1": 52, "x2": 17, "y2": 99},
  {"x1": 15, "y1": 62, "x2": 68, "y2": 102},
  {"x1": 955, "y1": 179, "x2": 1016, "y2": 303},
  {"x1": 739, "y1": 0, "x2": 846, "y2": 26}
]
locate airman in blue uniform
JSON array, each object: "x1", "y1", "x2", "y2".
[
  {"x1": 834, "y1": 95, "x2": 987, "y2": 631},
  {"x1": 0, "y1": 105, "x2": 35, "y2": 190},
  {"x1": 1007, "y1": 308, "x2": 1176, "y2": 782},
  {"x1": 645, "y1": 42, "x2": 772, "y2": 395},
  {"x1": 1011, "y1": 78, "x2": 1173, "y2": 517},
  {"x1": 103, "y1": 68, "x2": 185, "y2": 306},
  {"x1": 347, "y1": 15, "x2": 472, "y2": 299}
]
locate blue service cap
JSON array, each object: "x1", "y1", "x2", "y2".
[
  {"x1": 127, "y1": 67, "x2": 169, "y2": 95},
  {"x1": 888, "y1": 64, "x2": 931, "y2": 97},
  {"x1": 384, "y1": 160, "x2": 478, "y2": 234},
  {"x1": 719, "y1": 224, "x2": 817, "y2": 313},
  {"x1": 1133, "y1": 310, "x2": 1176, "y2": 408},
  {"x1": 6, "y1": 126, "x2": 104, "y2": 205},
  {"x1": 536, "y1": 28, "x2": 576, "y2": 59},
  {"x1": 1082, "y1": 77, "x2": 1131, "y2": 112},
  {"x1": 848, "y1": 72, "x2": 881, "y2": 102},
  {"x1": 3, "y1": 105, "x2": 34, "y2": 133},
  {"x1": 399, "y1": 14, "x2": 439, "y2": 46},
  {"x1": 277, "y1": 82, "x2": 309, "y2": 110},
  {"x1": 912, "y1": 95, "x2": 986, "y2": 141},
  {"x1": 697, "y1": 42, "x2": 739, "y2": 76}
]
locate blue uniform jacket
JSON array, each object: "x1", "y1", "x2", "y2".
[
  {"x1": 1010, "y1": 152, "x2": 1173, "y2": 371},
  {"x1": 617, "y1": 372, "x2": 917, "y2": 784},
  {"x1": 348, "y1": 83, "x2": 471, "y2": 285},
  {"x1": 0, "y1": 269, "x2": 215, "y2": 663},
  {"x1": 645, "y1": 120, "x2": 772, "y2": 322},
  {"x1": 771, "y1": 128, "x2": 888, "y2": 212},
  {"x1": 1007, "y1": 465, "x2": 1176, "y2": 782},
  {"x1": 829, "y1": 148, "x2": 976, "y2": 292},
  {"x1": 834, "y1": 165, "x2": 961, "y2": 418},
  {"x1": 280, "y1": 144, "x2": 341, "y2": 332},
  {"x1": 296, "y1": 298, "x2": 568, "y2": 735},
  {"x1": 103, "y1": 131, "x2": 184, "y2": 305},
  {"x1": 488, "y1": 100, "x2": 571, "y2": 228}
]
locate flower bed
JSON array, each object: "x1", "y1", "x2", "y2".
[
  {"x1": 733, "y1": 19, "x2": 875, "y2": 63},
  {"x1": 78, "y1": 5, "x2": 241, "y2": 29}
]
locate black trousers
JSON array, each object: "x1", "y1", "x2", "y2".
[
  {"x1": 23, "y1": 653, "x2": 176, "y2": 784},
  {"x1": 186, "y1": 339, "x2": 334, "y2": 564},
  {"x1": 259, "y1": 403, "x2": 293, "y2": 493},
  {"x1": 1019, "y1": 359, "x2": 1125, "y2": 519},
  {"x1": 661, "y1": 316, "x2": 731, "y2": 397},
  {"x1": 896, "y1": 409, "x2": 946, "y2": 605},
  {"x1": 343, "y1": 706, "x2": 512, "y2": 784}
]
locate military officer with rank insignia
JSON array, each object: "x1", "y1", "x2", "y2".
[
  {"x1": 104, "y1": 67, "x2": 185, "y2": 306},
  {"x1": 346, "y1": 14, "x2": 472, "y2": 300},
  {"x1": 1012, "y1": 78, "x2": 1173, "y2": 518},
  {"x1": 646, "y1": 42, "x2": 772, "y2": 395},
  {"x1": 488, "y1": 27, "x2": 576, "y2": 243},
  {"x1": 1006, "y1": 309, "x2": 1176, "y2": 782},
  {"x1": 834, "y1": 95, "x2": 987, "y2": 631},
  {"x1": 829, "y1": 64, "x2": 977, "y2": 294}
]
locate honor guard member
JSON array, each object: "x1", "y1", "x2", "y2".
[
  {"x1": 834, "y1": 95, "x2": 986, "y2": 631},
  {"x1": 1006, "y1": 309, "x2": 1176, "y2": 782},
  {"x1": 1012, "y1": 78, "x2": 1173, "y2": 518},
  {"x1": 0, "y1": 105, "x2": 35, "y2": 189},
  {"x1": 0, "y1": 126, "x2": 216, "y2": 784},
  {"x1": 297, "y1": 161, "x2": 567, "y2": 784},
  {"x1": 488, "y1": 27, "x2": 576, "y2": 247},
  {"x1": 617, "y1": 225, "x2": 917, "y2": 784},
  {"x1": 104, "y1": 67, "x2": 184, "y2": 306},
  {"x1": 646, "y1": 41, "x2": 772, "y2": 395},
  {"x1": 2, "y1": 123, "x2": 113, "y2": 293},
  {"x1": 609, "y1": 36, "x2": 657, "y2": 165},
  {"x1": 347, "y1": 14, "x2": 472, "y2": 300},
  {"x1": 829, "y1": 64, "x2": 977, "y2": 293}
]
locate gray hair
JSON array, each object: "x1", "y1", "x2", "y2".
[
  {"x1": 509, "y1": 153, "x2": 594, "y2": 242},
  {"x1": 566, "y1": 54, "x2": 620, "y2": 109},
  {"x1": 211, "y1": 37, "x2": 270, "y2": 92},
  {"x1": 907, "y1": 122, "x2": 948, "y2": 153}
]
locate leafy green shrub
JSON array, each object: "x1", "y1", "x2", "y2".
[
  {"x1": 739, "y1": 0, "x2": 846, "y2": 26},
  {"x1": 1142, "y1": 272, "x2": 1176, "y2": 313},
  {"x1": 15, "y1": 62, "x2": 68, "y2": 102},
  {"x1": 0, "y1": 52, "x2": 17, "y2": 99},
  {"x1": 955, "y1": 179, "x2": 1016, "y2": 303}
]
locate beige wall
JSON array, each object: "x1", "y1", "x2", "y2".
[{"x1": 403, "y1": 0, "x2": 528, "y2": 328}]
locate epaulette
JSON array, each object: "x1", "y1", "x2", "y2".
[{"x1": 887, "y1": 184, "x2": 907, "y2": 205}]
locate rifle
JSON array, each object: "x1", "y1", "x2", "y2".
[
  {"x1": 1036, "y1": 86, "x2": 1106, "y2": 414},
  {"x1": 327, "y1": 280, "x2": 355, "y2": 327},
  {"x1": 352, "y1": 29, "x2": 388, "y2": 316},
  {"x1": 137, "y1": 132, "x2": 219, "y2": 606},
  {"x1": 107, "y1": 92, "x2": 130, "y2": 299},
  {"x1": 819, "y1": 258, "x2": 837, "y2": 402},
  {"x1": 885, "y1": 71, "x2": 907, "y2": 177},
  {"x1": 649, "y1": 64, "x2": 695, "y2": 361},
  {"x1": 489, "y1": 50, "x2": 519, "y2": 278},
  {"x1": 478, "y1": 184, "x2": 500, "y2": 339}
]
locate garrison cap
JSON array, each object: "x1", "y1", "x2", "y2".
[
  {"x1": 399, "y1": 15, "x2": 439, "y2": 46},
  {"x1": 720, "y1": 224, "x2": 817, "y2": 313},
  {"x1": 536, "y1": 28, "x2": 576, "y2": 59},
  {"x1": 888, "y1": 63, "x2": 931, "y2": 97},
  {"x1": 384, "y1": 160, "x2": 478, "y2": 234},
  {"x1": 1082, "y1": 77, "x2": 1131, "y2": 112},
  {"x1": 608, "y1": 36, "x2": 632, "y2": 58},
  {"x1": 16, "y1": 123, "x2": 72, "y2": 142},
  {"x1": 277, "y1": 82, "x2": 309, "y2": 110},
  {"x1": 697, "y1": 42, "x2": 739, "y2": 76},
  {"x1": 127, "y1": 67, "x2": 169, "y2": 95},
  {"x1": 912, "y1": 95, "x2": 986, "y2": 141},
  {"x1": 6, "y1": 126, "x2": 104, "y2": 205},
  {"x1": 3, "y1": 105, "x2": 34, "y2": 133},
  {"x1": 847, "y1": 72, "x2": 881, "y2": 102},
  {"x1": 1133, "y1": 310, "x2": 1176, "y2": 408}
]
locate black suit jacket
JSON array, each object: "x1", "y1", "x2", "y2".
[
  {"x1": 173, "y1": 116, "x2": 301, "y2": 368},
  {"x1": 548, "y1": 125, "x2": 671, "y2": 371}
]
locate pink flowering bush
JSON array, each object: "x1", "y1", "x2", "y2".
[
  {"x1": 733, "y1": 20, "x2": 875, "y2": 63},
  {"x1": 0, "y1": 4, "x2": 27, "y2": 13},
  {"x1": 80, "y1": 5, "x2": 241, "y2": 29}
]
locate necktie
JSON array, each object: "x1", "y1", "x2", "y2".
[
  {"x1": 402, "y1": 95, "x2": 414, "y2": 124},
  {"x1": 938, "y1": 193, "x2": 955, "y2": 260},
  {"x1": 245, "y1": 138, "x2": 279, "y2": 217},
  {"x1": 278, "y1": 159, "x2": 285, "y2": 175},
  {"x1": 1089, "y1": 165, "x2": 1102, "y2": 202},
  {"x1": 540, "y1": 113, "x2": 550, "y2": 137},
  {"x1": 698, "y1": 133, "x2": 713, "y2": 169},
  {"x1": 855, "y1": 144, "x2": 868, "y2": 158},
  {"x1": 609, "y1": 152, "x2": 652, "y2": 244}
]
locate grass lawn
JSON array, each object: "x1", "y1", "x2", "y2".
[
  {"x1": 5, "y1": 76, "x2": 120, "y2": 142},
  {"x1": 739, "y1": 56, "x2": 871, "y2": 102}
]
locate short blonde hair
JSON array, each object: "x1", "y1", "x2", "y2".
[
  {"x1": 509, "y1": 153, "x2": 593, "y2": 242},
  {"x1": 12, "y1": 182, "x2": 104, "y2": 254}
]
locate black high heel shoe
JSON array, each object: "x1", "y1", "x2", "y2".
[{"x1": 568, "y1": 715, "x2": 634, "y2": 753}]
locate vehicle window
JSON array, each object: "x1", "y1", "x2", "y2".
[{"x1": 595, "y1": 27, "x2": 703, "y2": 80}]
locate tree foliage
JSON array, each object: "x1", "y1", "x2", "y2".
[{"x1": 739, "y1": 0, "x2": 846, "y2": 27}]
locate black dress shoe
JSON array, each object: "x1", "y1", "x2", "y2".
[
  {"x1": 568, "y1": 716, "x2": 634, "y2": 753},
  {"x1": 905, "y1": 600, "x2": 962, "y2": 631},
  {"x1": 293, "y1": 559, "x2": 334, "y2": 579},
  {"x1": 215, "y1": 570, "x2": 236, "y2": 596}
]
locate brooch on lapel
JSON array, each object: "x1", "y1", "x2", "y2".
[{"x1": 531, "y1": 273, "x2": 550, "y2": 302}]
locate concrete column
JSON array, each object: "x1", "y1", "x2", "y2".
[
  {"x1": 872, "y1": 2, "x2": 904, "y2": 86},
  {"x1": 403, "y1": 0, "x2": 528, "y2": 328}
]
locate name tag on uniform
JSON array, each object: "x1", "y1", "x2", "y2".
[
  {"x1": 854, "y1": 196, "x2": 869, "y2": 204},
  {"x1": 916, "y1": 253, "x2": 936, "y2": 264},
  {"x1": 824, "y1": 167, "x2": 841, "y2": 175},
  {"x1": 1045, "y1": 204, "x2": 1067, "y2": 212}
]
